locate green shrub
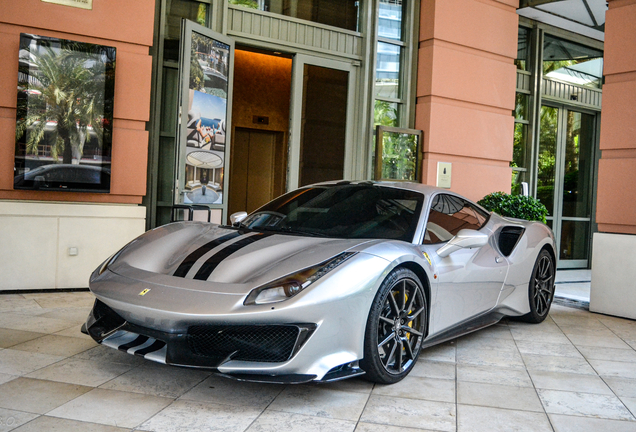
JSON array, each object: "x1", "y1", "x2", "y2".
[{"x1": 477, "y1": 191, "x2": 548, "y2": 224}]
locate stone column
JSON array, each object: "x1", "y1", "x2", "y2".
[
  {"x1": 590, "y1": 0, "x2": 636, "y2": 319},
  {"x1": 415, "y1": 0, "x2": 520, "y2": 202}
]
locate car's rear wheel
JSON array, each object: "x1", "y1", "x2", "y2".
[
  {"x1": 518, "y1": 249, "x2": 555, "y2": 323},
  {"x1": 360, "y1": 267, "x2": 427, "y2": 384}
]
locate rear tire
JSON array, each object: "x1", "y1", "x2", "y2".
[
  {"x1": 518, "y1": 249, "x2": 555, "y2": 323},
  {"x1": 360, "y1": 268, "x2": 427, "y2": 384}
]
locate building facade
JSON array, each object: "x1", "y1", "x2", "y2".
[{"x1": 0, "y1": 0, "x2": 634, "y2": 314}]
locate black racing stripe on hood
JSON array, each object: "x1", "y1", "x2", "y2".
[
  {"x1": 173, "y1": 231, "x2": 242, "y2": 277},
  {"x1": 193, "y1": 233, "x2": 271, "y2": 281}
]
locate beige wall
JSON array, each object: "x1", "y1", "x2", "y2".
[
  {"x1": 595, "y1": 0, "x2": 636, "y2": 235},
  {"x1": 416, "y1": 0, "x2": 519, "y2": 202}
]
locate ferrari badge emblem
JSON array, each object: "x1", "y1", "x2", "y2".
[{"x1": 139, "y1": 288, "x2": 151, "y2": 296}]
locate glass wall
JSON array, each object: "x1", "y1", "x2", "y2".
[
  {"x1": 228, "y1": 0, "x2": 360, "y2": 31},
  {"x1": 543, "y1": 35, "x2": 603, "y2": 89}
]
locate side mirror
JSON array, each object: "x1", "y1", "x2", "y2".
[
  {"x1": 436, "y1": 229, "x2": 489, "y2": 258},
  {"x1": 230, "y1": 211, "x2": 248, "y2": 226}
]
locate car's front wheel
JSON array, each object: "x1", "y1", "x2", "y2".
[
  {"x1": 360, "y1": 267, "x2": 427, "y2": 384},
  {"x1": 518, "y1": 249, "x2": 555, "y2": 323}
]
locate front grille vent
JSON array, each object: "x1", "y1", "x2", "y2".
[{"x1": 186, "y1": 325, "x2": 300, "y2": 363}]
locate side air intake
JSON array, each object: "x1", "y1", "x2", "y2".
[{"x1": 498, "y1": 226, "x2": 525, "y2": 257}]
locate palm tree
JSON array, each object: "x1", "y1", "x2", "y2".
[{"x1": 16, "y1": 42, "x2": 112, "y2": 164}]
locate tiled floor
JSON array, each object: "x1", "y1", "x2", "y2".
[
  {"x1": 555, "y1": 269, "x2": 591, "y2": 302},
  {"x1": 0, "y1": 292, "x2": 635, "y2": 432}
]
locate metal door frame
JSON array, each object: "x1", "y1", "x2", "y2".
[
  {"x1": 288, "y1": 54, "x2": 358, "y2": 191},
  {"x1": 540, "y1": 101, "x2": 598, "y2": 269}
]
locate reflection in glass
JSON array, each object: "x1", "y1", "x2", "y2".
[
  {"x1": 516, "y1": 26, "x2": 531, "y2": 71},
  {"x1": 515, "y1": 93, "x2": 528, "y2": 120},
  {"x1": 164, "y1": 0, "x2": 208, "y2": 61},
  {"x1": 511, "y1": 121, "x2": 529, "y2": 195},
  {"x1": 560, "y1": 220, "x2": 589, "y2": 260},
  {"x1": 378, "y1": 0, "x2": 403, "y2": 41},
  {"x1": 374, "y1": 100, "x2": 399, "y2": 127},
  {"x1": 300, "y1": 65, "x2": 348, "y2": 186},
  {"x1": 375, "y1": 41, "x2": 401, "y2": 99},
  {"x1": 562, "y1": 111, "x2": 594, "y2": 218},
  {"x1": 537, "y1": 106, "x2": 558, "y2": 215},
  {"x1": 378, "y1": 131, "x2": 419, "y2": 181},
  {"x1": 543, "y1": 35, "x2": 603, "y2": 88},
  {"x1": 228, "y1": 0, "x2": 359, "y2": 31}
]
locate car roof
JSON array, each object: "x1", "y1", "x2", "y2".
[{"x1": 308, "y1": 180, "x2": 454, "y2": 197}]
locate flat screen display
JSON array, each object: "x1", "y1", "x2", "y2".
[{"x1": 14, "y1": 33, "x2": 116, "y2": 193}]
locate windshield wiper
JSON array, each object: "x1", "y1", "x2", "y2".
[{"x1": 253, "y1": 226, "x2": 327, "y2": 237}]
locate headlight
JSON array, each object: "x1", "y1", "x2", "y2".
[{"x1": 244, "y1": 252, "x2": 356, "y2": 305}]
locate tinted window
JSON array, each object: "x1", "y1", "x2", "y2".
[
  {"x1": 423, "y1": 194, "x2": 488, "y2": 244},
  {"x1": 241, "y1": 184, "x2": 424, "y2": 241}
]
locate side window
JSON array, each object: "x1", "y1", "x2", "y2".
[{"x1": 423, "y1": 194, "x2": 488, "y2": 244}]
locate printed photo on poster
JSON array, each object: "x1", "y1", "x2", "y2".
[
  {"x1": 14, "y1": 33, "x2": 115, "y2": 193},
  {"x1": 183, "y1": 32, "x2": 229, "y2": 205}
]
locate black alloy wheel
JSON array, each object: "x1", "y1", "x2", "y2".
[
  {"x1": 361, "y1": 267, "x2": 427, "y2": 384},
  {"x1": 519, "y1": 249, "x2": 555, "y2": 323}
]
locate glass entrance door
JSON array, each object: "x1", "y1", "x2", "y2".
[
  {"x1": 288, "y1": 55, "x2": 357, "y2": 190},
  {"x1": 537, "y1": 105, "x2": 596, "y2": 268}
]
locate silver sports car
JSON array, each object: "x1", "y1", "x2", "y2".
[{"x1": 83, "y1": 181, "x2": 556, "y2": 384}]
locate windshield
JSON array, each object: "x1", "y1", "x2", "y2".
[{"x1": 240, "y1": 184, "x2": 424, "y2": 241}]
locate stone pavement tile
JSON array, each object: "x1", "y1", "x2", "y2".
[
  {"x1": 72, "y1": 345, "x2": 146, "y2": 366},
  {"x1": 590, "y1": 359, "x2": 636, "y2": 380},
  {"x1": 0, "y1": 407, "x2": 38, "y2": 432},
  {"x1": 0, "y1": 328, "x2": 46, "y2": 348},
  {"x1": 245, "y1": 411, "x2": 356, "y2": 432},
  {"x1": 26, "y1": 358, "x2": 135, "y2": 387},
  {"x1": 457, "y1": 381, "x2": 543, "y2": 412},
  {"x1": 54, "y1": 324, "x2": 91, "y2": 339},
  {"x1": 455, "y1": 334, "x2": 518, "y2": 353},
  {"x1": 538, "y1": 389, "x2": 635, "y2": 420},
  {"x1": 0, "y1": 297, "x2": 42, "y2": 314},
  {"x1": 137, "y1": 400, "x2": 262, "y2": 432},
  {"x1": 0, "y1": 349, "x2": 63, "y2": 376},
  {"x1": 23, "y1": 292, "x2": 94, "y2": 310},
  {"x1": 355, "y1": 423, "x2": 438, "y2": 432},
  {"x1": 566, "y1": 334, "x2": 632, "y2": 350},
  {"x1": 603, "y1": 377, "x2": 636, "y2": 398},
  {"x1": 529, "y1": 370, "x2": 613, "y2": 395},
  {"x1": 0, "y1": 378, "x2": 91, "y2": 415},
  {"x1": 372, "y1": 376, "x2": 455, "y2": 403},
  {"x1": 99, "y1": 362, "x2": 210, "y2": 399},
  {"x1": 360, "y1": 395, "x2": 455, "y2": 431},
  {"x1": 179, "y1": 375, "x2": 284, "y2": 410},
  {"x1": 409, "y1": 359, "x2": 456, "y2": 380},
  {"x1": 551, "y1": 316, "x2": 608, "y2": 330},
  {"x1": 48, "y1": 388, "x2": 172, "y2": 429},
  {"x1": 11, "y1": 416, "x2": 131, "y2": 432},
  {"x1": 457, "y1": 364, "x2": 533, "y2": 388},
  {"x1": 577, "y1": 346, "x2": 636, "y2": 363},
  {"x1": 318, "y1": 377, "x2": 374, "y2": 394},
  {"x1": 267, "y1": 386, "x2": 369, "y2": 421},
  {"x1": 10, "y1": 335, "x2": 96, "y2": 358},
  {"x1": 514, "y1": 340, "x2": 583, "y2": 358},
  {"x1": 549, "y1": 413, "x2": 636, "y2": 432},
  {"x1": 473, "y1": 324, "x2": 514, "y2": 340},
  {"x1": 457, "y1": 404, "x2": 552, "y2": 432},
  {"x1": 37, "y1": 308, "x2": 91, "y2": 325},
  {"x1": 0, "y1": 374, "x2": 16, "y2": 386},
  {"x1": 507, "y1": 319, "x2": 563, "y2": 335},
  {"x1": 418, "y1": 341, "x2": 456, "y2": 363},
  {"x1": 622, "y1": 397, "x2": 636, "y2": 418},
  {"x1": 456, "y1": 347, "x2": 525, "y2": 369},
  {"x1": 522, "y1": 353, "x2": 597, "y2": 375},
  {"x1": 0, "y1": 312, "x2": 75, "y2": 334}
]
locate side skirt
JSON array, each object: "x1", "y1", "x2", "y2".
[{"x1": 421, "y1": 310, "x2": 505, "y2": 349}]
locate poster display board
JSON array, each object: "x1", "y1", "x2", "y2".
[
  {"x1": 177, "y1": 21, "x2": 234, "y2": 215},
  {"x1": 14, "y1": 33, "x2": 115, "y2": 193}
]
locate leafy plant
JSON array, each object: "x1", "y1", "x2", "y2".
[{"x1": 477, "y1": 192, "x2": 548, "y2": 224}]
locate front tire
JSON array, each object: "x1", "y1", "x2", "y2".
[
  {"x1": 518, "y1": 249, "x2": 555, "y2": 323},
  {"x1": 360, "y1": 267, "x2": 427, "y2": 384}
]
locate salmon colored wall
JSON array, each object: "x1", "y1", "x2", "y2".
[
  {"x1": 416, "y1": 0, "x2": 519, "y2": 202},
  {"x1": 0, "y1": 0, "x2": 155, "y2": 204},
  {"x1": 596, "y1": 0, "x2": 636, "y2": 234}
]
